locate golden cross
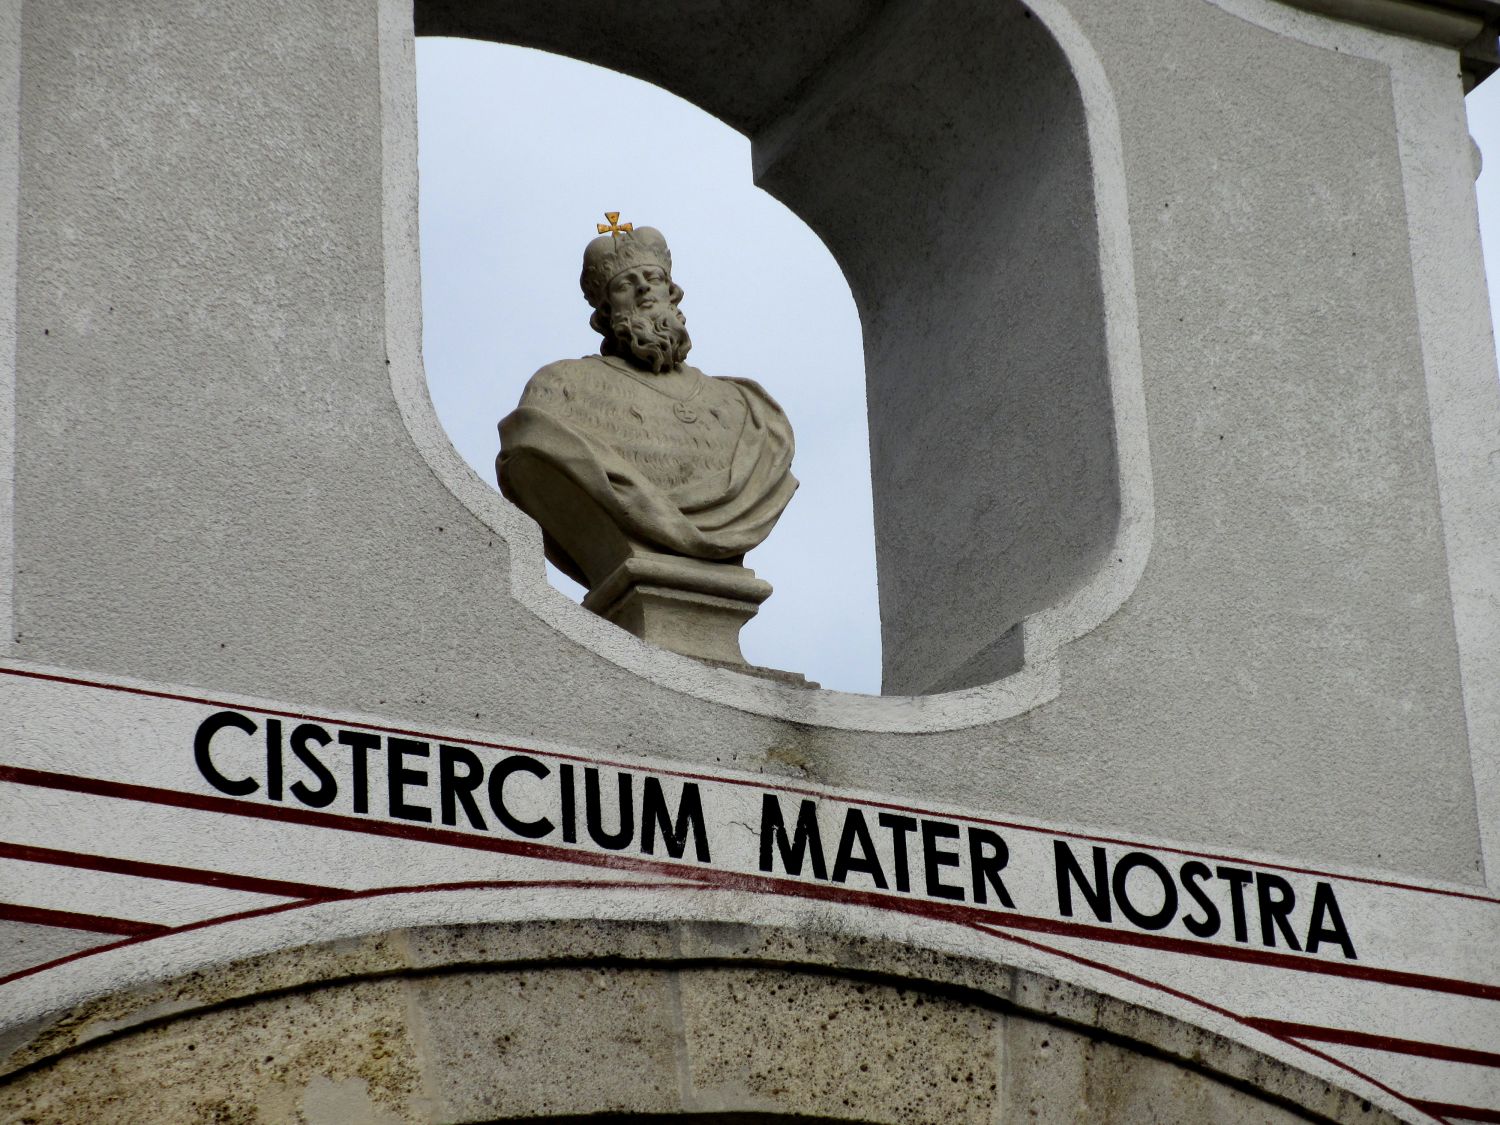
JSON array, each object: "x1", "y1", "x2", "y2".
[{"x1": 597, "y1": 211, "x2": 633, "y2": 239}]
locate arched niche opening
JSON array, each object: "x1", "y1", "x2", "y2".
[
  {"x1": 413, "y1": 39, "x2": 880, "y2": 693},
  {"x1": 414, "y1": 0, "x2": 1127, "y2": 699}
]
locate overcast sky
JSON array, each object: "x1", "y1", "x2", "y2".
[{"x1": 416, "y1": 38, "x2": 1500, "y2": 697}]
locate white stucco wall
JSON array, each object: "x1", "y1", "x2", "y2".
[{"x1": 2, "y1": 0, "x2": 1498, "y2": 1117}]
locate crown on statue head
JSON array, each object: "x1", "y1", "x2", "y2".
[{"x1": 580, "y1": 223, "x2": 673, "y2": 309}]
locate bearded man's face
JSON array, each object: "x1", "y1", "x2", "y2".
[{"x1": 603, "y1": 266, "x2": 692, "y2": 373}]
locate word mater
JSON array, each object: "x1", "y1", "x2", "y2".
[{"x1": 192, "y1": 709, "x2": 1356, "y2": 961}]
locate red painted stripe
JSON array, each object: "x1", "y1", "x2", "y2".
[
  {"x1": 4, "y1": 763, "x2": 1497, "y2": 1006},
  {"x1": 4, "y1": 663, "x2": 1495, "y2": 907},
  {"x1": 0, "y1": 901, "x2": 168, "y2": 937},
  {"x1": 0, "y1": 840, "x2": 349, "y2": 901},
  {"x1": 0, "y1": 877, "x2": 703, "y2": 986},
  {"x1": 975, "y1": 910, "x2": 1500, "y2": 1002},
  {"x1": 1411, "y1": 1101, "x2": 1500, "y2": 1123},
  {"x1": 967, "y1": 919, "x2": 1436, "y2": 1122},
  {"x1": 0, "y1": 762, "x2": 706, "y2": 878},
  {"x1": 1245, "y1": 1018, "x2": 1500, "y2": 1069}
]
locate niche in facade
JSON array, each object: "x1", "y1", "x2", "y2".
[
  {"x1": 413, "y1": 39, "x2": 879, "y2": 692},
  {"x1": 414, "y1": 0, "x2": 1121, "y2": 697}
]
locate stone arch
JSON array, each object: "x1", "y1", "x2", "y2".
[
  {"x1": 386, "y1": 0, "x2": 1152, "y2": 721},
  {"x1": 0, "y1": 920, "x2": 1396, "y2": 1123}
]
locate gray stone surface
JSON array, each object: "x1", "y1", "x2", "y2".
[
  {"x1": 4, "y1": 975, "x2": 426, "y2": 1123},
  {"x1": 675, "y1": 965, "x2": 1005, "y2": 1121},
  {"x1": 410, "y1": 965, "x2": 682, "y2": 1120},
  {"x1": 0, "y1": 920, "x2": 1402, "y2": 1123},
  {"x1": 751, "y1": 0, "x2": 1119, "y2": 696}
]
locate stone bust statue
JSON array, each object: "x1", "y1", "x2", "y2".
[{"x1": 497, "y1": 222, "x2": 798, "y2": 669}]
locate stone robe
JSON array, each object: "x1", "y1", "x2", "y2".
[{"x1": 498, "y1": 355, "x2": 797, "y2": 583}]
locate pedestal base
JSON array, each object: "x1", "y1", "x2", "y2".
[{"x1": 582, "y1": 554, "x2": 771, "y2": 666}]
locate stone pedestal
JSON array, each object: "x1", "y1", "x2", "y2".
[
  {"x1": 499, "y1": 445, "x2": 784, "y2": 668},
  {"x1": 581, "y1": 553, "x2": 771, "y2": 666}
]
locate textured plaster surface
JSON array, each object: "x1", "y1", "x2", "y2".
[
  {"x1": 0, "y1": 920, "x2": 1402, "y2": 1124},
  {"x1": 749, "y1": 0, "x2": 1120, "y2": 694},
  {"x1": 1020, "y1": 0, "x2": 1479, "y2": 880},
  {"x1": 0, "y1": 922, "x2": 105, "y2": 980},
  {"x1": 4, "y1": 0, "x2": 1493, "y2": 931},
  {"x1": 0, "y1": 0, "x2": 17, "y2": 653},
  {"x1": 1364, "y1": 3, "x2": 1500, "y2": 892}
]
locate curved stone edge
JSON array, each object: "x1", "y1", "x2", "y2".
[
  {"x1": 1008, "y1": 0, "x2": 1155, "y2": 672},
  {"x1": 376, "y1": 0, "x2": 1148, "y2": 733},
  {"x1": 0, "y1": 918, "x2": 1407, "y2": 1124}
]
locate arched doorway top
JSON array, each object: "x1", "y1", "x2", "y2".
[{"x1": 1, "y1": 919, "x2": 1396, "y2": 1124}]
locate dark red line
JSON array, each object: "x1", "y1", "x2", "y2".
[
  {"x1": 975, "y1": 909, "x2": 1500, "y2": 1002},
  {"x1": 639, "y1": 769, "x2": 1500, "y2": 909},
  {"x1": 971, "y1": 920, "x2": 1245, "y2": 1021},
  {"x1": 0, "y1": 877, "x2": 702, "y2": 986},
  {"x1": 967, "y1": 920, "x2": 1436, "y2": 1122},
  {"x1": 670, "y1": 866, "x2": 1475, "y2": 1006},
  {"x1": 0, "y1": 901, "x2": 168, "y2": 937},
  {"x1": 1245, "y1": 1018, "x2": 1500, "y2": 1069},
  {"x1": 0, "y1": 840, "x2": 350, "y2": 901},
  {"x1": 1411, "y1": 1101, "x2": 1500, "y2": 1123},
  {"x1": 0, "y1": 763, "x2": 719, "y2": 885},
  {"x1": 5, "y1": 763, "x2": 1498, "y2": 1007},
  {"x1": 4, "y1": 663, "x2": 1494, "y2": 907}
]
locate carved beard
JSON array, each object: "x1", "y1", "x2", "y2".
[{"x1": 610, "y1": 303, "x2": 692, "y2": 374}]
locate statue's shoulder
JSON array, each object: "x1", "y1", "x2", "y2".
[
  {"x1": 520, "y1": 356, "x2": 611, "y2": 401},
  {"x1": 715, "y1": 375, "x2": 788, "y2": 416},
  {"x1": 527, "y1": 355, "x2": 608, "y2": 384}
]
